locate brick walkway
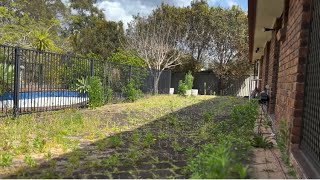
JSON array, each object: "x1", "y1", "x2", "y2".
[{"x1": 249, "y1": 108, "x2": 296, "y2": 179}]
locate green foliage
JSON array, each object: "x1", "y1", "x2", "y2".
[
  {"x1": 178, "y1": 80, "x2": 187, "y2": 96},
  {"x1": 0, "y1": 152, "x2": 13, "y2": 167},
  {"x1": 76, "y1": 76, "x2": 89, "y2": 93},
  {"x1": 108, "y1": 136, "x2": 123, "y2": 148},
  {"x1": 143, "y1": 132, "x2": 156, "y2": 148},
  {"x1": 33, "y1": 136, "x2": 46, "y2": 152},
  {"x1": 0, "y1": 64, "x2": 14, "y2": 95},
  {"x1": 203, "y1": 111, "x2": 214, "y2": 122},
  {"x1": 188, "y1": 142, "x2": 248, "y2": 179},
  {"x1": 101, "y1": 154, "x2": 120, "y2": 167},
  {"x1": 31, "y1": 28, "x2": 55, "y2": 51},
  {"x1": 105, "y1": 87, "x2": 113, "y2": 104},
  {"x1": 24, "y1": 155, "x2": 36, "y2": 167},
  {"x1": 184, "y1": 71, "x2": 194, "y2": 90},
  {"x1": 251, "y1": 134, "x2": 273, "y2": 149},
  {"x1": 187, "y1": 100, "x2": 259, "y2": 179},
  {"x1": 277, "y1": 119, "x2": 290, "y2": 165},
  {"x1": 109, "y1": 48, "x2": 146, "y2": 67},
  {"x1": 123, "y1": 80, "x2": 142, "y2": 102},
  {"x1": 88, "y1": 76, "x2": 103, "y2": 108}
]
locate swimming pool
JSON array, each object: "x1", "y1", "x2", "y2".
[{"x1": 0, "y1": 90, "x2": 88, "y2": 108}]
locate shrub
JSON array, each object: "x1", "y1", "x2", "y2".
[
  {"x1": 105, "y1": 87, "x2": 113, "y2": 104},
  {"x1": 184, "y1": 71, "x2": 194, "y2": 90},
  {"x1": 88, "y1": 76, "x2": 104, "y2": 108},
  {"x1": 123, "y1": 80, "x2": 142, "y2": 102},
  {"x1": 178, "y1": 80, "x2": 187, "y2": 96},
  {"x1": 0, "y1": 64, "x2": 14, "y2": 95}
]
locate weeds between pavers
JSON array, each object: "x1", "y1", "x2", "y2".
[{"x1": 0, "y1": 96, "x2": 258, "y2": 179}]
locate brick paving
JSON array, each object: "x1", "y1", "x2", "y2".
[{"x1": 249, "y1": 109, "x2": 296, "y2": 179}]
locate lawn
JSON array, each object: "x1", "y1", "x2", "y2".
[{"x1": 0, "y1": 95, "x2": 258, "y2": 179}]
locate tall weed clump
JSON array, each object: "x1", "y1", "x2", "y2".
[{"x1": 187, "y1": 100, "x2": 259, "y2": 179}]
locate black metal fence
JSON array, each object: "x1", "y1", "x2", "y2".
[{"x1": 0, "y1": 45, "x2": 171, "y2": 117}]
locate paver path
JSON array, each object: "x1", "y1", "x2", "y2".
[
  {"x1": 249, "y1": 108, "x2": 297, "y2": 179},
  {"x1": 4, "y1": 96, "x2": 243, "y2": 179}
]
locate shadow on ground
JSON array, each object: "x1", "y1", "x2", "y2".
[{"x1": 5, "y1": 97, "x2": 241, "y2": 179}]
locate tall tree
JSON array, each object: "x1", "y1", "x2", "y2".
[
  {"x1": 127, "y1": 16, "x2": 184, "y2": 94},
  {"x1": 207, "y1": 6, "x2": 249, "y2": 92},
  {"x1": 68, "y1": 0, "x2": 124, "y2": 59}
]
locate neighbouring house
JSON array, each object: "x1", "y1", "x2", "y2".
[{"x1": 248, "y1": 0, "x2": 320, "y2": 178}]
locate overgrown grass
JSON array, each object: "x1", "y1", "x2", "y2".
[{"x1": 0, "y1": 95, "x2": 214, "y2": 177}]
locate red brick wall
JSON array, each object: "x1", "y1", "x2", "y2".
[
  {"x1": 258, "y1": 57, "x2": 263, "y2": 90},
  {"x1": 261, "y1": 42, "x2": 270, "y2": 90},
  {"x1": 267, "y1": 19, "x2": 281, "y2": 114},
  {"x1": 275, "y1": 0, "x2": 311, "y2": 144}
]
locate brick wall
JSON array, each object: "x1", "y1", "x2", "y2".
[
  {"x1": 261, "y1": 42, "x2": 270, "y2": 90},
  {"x1": 267, "y1": 19, "x2": 281, "y2": 114},
  {"x1": 275, "y1": 0, "x2": 311, "y2": 144}
]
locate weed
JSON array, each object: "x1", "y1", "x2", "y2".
[
  {"x1": 202, "y1": 111, "x2": 214, "y2": 122},
  {"x1": 143, "y1": 132, "x2": 156, "y2": 148},
  {"x1": 235, "y1": 164, "x2": 248, "y2": 179},
  {"x1": 131, "y1": 131, "x2": 141, "y2": 144},
  {"x1": 167, "y1": 114, "x2": 178, "y2": 126},
  {"x1": 108, "y1": 136, "x2": 124, "y2": 148},
  {"x1": 186, "y1": 147, "x2": 196, "y2": 159},
  {"x1": 101, "y1": 154, "x2": 120, "y2": 167},
  {"x1": 33, "y1": 136, "x2": 46, "y2": 152},
  {"x1": 45, "y1": 151, "x2": 52, "y2": 161},
  {"x1": 125, "y1": 148, "x2": 140, "y2": 164},
  {"x1": 172, "y1": 140, "x2": 183, "y2": 152},
  {"x1": 158, "y1": 131, "x2": 169, "y2": 140},
  {"x1": 251, "y1": 134, "x2": 273, "y2": 149},
  {"x1": 24, "y1": 155, "x2": 36, "y2": 167},
  {"x1": 0, "y1": 152, "x2": 13, "y2": 167}
]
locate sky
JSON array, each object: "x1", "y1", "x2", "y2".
[{"x1": 95, "y1": 0, "x2": 248, "y2": 28}]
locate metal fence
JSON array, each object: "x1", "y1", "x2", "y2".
[{"x1": 0, "y1": 45, "x2": 171, "y2": 117}]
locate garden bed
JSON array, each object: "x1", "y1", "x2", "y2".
[{"x1": 0, "y1": 95, "x2": 258, "y2": 178}]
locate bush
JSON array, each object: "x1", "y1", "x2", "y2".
[
  {"x1": 88, "y1": 76, "x2": 103, "y2": 108},
  {"x1": 184, "y1": 71, "x2": 194, "y2": 90},
  {"x1": 178, "y1": 80, "x2": 187, "y2": 96},
  {"x1": 105, "y1": 87, "x2": 113, "y2": 104},
  {"x1": 0, "y1": 64, "x2": 14, "y2": 95},
  {"x1": 123, "y1": 80, "x2": 142, "y2": 102}
]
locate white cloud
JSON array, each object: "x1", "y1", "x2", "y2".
[{"x1": 95, "y1": 0, "x2": 240, "y2": 29}]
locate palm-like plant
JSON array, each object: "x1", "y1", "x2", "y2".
[
  {"x1": 31, "y1": 28, "x2": 54, "y2": 51},
  {"x1": 76, "y1": 76, "x2": 90, "y2": 93},
  {"x1": 0, "y1": 64, "x2": 14, "y2": 95}
]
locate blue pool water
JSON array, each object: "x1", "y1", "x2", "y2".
[{"x1": 0, "y1": 90, "x2": 88, "y2": 101}]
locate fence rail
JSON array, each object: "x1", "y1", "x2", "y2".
[{"x1": 0, "y1": 45, "x2": 170, "y2": 117}]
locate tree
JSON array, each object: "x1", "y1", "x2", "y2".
[
  {"x1": 127, "y1": 16, "x2": 184, "y2": 94},
  {"x1": 68, "y1": 0, "x2": 125, "y2": 59},
  {"x1": 207, "y1": 6, "x2": 250, "y2": 93},
  {"x1": 109, "y1": 48, "x2": 146, "y2": 67}
]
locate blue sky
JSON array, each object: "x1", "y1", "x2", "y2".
[{"x1": 95, "y1": 0, "x2": 248, "y2": 28}]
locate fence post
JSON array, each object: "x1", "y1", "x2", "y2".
[
  {"x1": 13, "y1": 47, "x2": 21, "y2": 118},
  {"x1": 90, "y1": 58, "x2": 94, "y2": 76}
]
